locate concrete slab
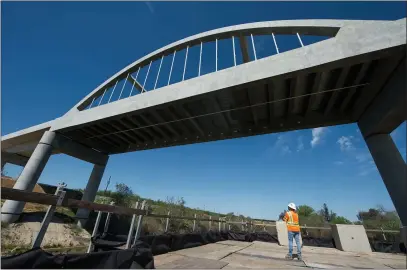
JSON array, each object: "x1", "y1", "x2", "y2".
[
  {"x1": 301, "y1": 245, "x2": 352, "y2": 256},
  {"x1": 173, "y1": 243, "x2": 243, "y2": 260},
  {"x1": 221, "y1": 252, "x2": 307, "y2": 269},
  {"x1": 237, "y1": 247, "x2": 287, "y2": 258},
  {"x1": 251, "y1": 241, "x2": 284, "y2": 250},
  {"x1": 154, "y1": 236, "x2": 406, "y2": 269},
  {"x1": 331, "y1": 224, "x2": 372, "y2": 253},
  {"x1": 302, "y1": 252, "x2": 395, "y2": 269},
  {"x1": 222, "y1": 264, "x2": 251, "y2": 269},
  {"x1": 383, "y1": 262, "x2": 407, "y2": 269},
  {"x1": 217, "y1": 240, "x2": 253, "y2": 247},
  {"x1": 369, "y1": 253, "x2": 407, "y2": 269},
  {"x1": 156, "y1": 256, "x2": 228, "y2": 269},
  {"x1": 154, "y1": 253, "x2": 186, "y2": 267}
]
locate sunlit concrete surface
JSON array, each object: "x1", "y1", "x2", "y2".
[{"x1": 154, "y1": 240, "x2": 407, "y2": 269}]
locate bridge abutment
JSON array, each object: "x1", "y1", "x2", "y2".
[{"x1": 1, "y1": 131, "x2": 56, "y2": 223}]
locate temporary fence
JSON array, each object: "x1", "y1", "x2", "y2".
[{"x1": 1, "y1": 186, "x2": 402, "y2": 253}]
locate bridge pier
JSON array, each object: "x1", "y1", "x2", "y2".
[
  {"x1": 76, "y1": 162, "x2": 108, "y2": 228},
  {"x1": 1, "y1": 130, "x2": 109, "y2": 225},
  {"x1": 1, "y1": 131, "x2": 57, "y2": 223},
  {"x1": 358, "y1": 59, "x2": 406, "y2": 248}
]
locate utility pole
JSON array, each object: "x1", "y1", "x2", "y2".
[{"x1": 104, "y1": 176, "x2": 111, "y2": 194}]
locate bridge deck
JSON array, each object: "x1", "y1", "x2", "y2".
[{"x1": 154, "y1": 240, "x2": 406, "y2": 269}]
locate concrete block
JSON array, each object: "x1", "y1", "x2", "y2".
[
  {"x1": 276, "y1": 221, "x2": 302, "y2": 247},
  {"x1": 331, "y1": 224, "x2": 371, "y2": 253}
]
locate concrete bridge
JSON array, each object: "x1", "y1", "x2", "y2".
[{"x1": 1, "y1": 19, "x2": 406, "y2": 234}]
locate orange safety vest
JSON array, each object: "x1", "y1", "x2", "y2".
[{"x1": 283, "y1": 210, "x2": 300, "y2": 232}]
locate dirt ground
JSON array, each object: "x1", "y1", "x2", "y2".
[
  {"x1": 1, "y1": 176, "x2": 49, "y2": 213},
  {"x1": 1, "y1": 176, "x2": 90, "y2": 255},
  {"x1": 1, "y1": 219, "x2": 91, "y2": 254}
]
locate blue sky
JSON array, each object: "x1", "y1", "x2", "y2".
[{"x1": 2, "y1": 1, "x2": 406, "y2": 221}]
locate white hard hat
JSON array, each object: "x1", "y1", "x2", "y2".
[{"x1": 288, "y1": 203, "x2": 296, "y2": 210}]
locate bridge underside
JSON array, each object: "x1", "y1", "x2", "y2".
[{"x1": 59, "y1": 47, "x2": 405, "y2": 155}]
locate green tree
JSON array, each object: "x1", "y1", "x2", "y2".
[
  {"x1": 357, "y1": 207, "x2": 401, "y2": 230},
  {"x1": 297, "y1": 205, "x2": 315, "y2": 217},
  {"x1": 331, "y1": 216, "x2": 352, "y2": 224},
  {"x1": 111, "y1": 182, "x2": 133, "y2": 207},
  {"x1": 319, "y1": 203, "x2": 331, "y2": 222}
]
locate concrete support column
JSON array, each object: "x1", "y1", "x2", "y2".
[
  {"x1": 364, "y1": 134, "x2": 407, "y2": 227},
  {"x1": 371, "y1": 134, "x2": 407, "y2": 251},
  {"x1": 1, "y1": 131, "x2": 57, "y2": 223},
  {"x1": 76, "y1": 161, "x2": 108, "y2": 228}
]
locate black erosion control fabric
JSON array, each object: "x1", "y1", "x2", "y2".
[
  {"x1": 4, "y1": 230, "x2": 403, "y2": 269},
  {"x1": 1, "y1": 241, "x2": 154, "y2": 269},
  {"x1": 91, "y1": 230, "x2": 279, "y2": 256}
]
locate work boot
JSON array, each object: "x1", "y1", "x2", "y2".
[{"x1": 285, "y1": 254, "x2": 293, "y2": 260}]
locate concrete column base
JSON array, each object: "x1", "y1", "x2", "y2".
[
  {"x1": 331, "y1": 224, "x2": 371, "y2": 253},
  {"x1": 276, "y1": 221, "x2": 302, "y2": 247}
]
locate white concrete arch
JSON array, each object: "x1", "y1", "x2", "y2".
[{"x1": 69, "y1": 19, "x2": 377, "y2": 113}]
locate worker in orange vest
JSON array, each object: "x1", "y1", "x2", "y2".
[{"x1": 283, "y1": 203, "x2": 302, "y2": 261}]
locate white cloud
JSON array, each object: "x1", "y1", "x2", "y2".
[
  {"x1": 297, "y1": 136, "x2": 304, "y2": 152},
  {"x1": 144, "y1": 2, "x2": 155, "y2": 14},
  {"x1": 335, "y1": 134, "x2": 377, "y2": 175},
  {"x1": 355, "y1": 152, "x2": 371, "y2": 163},
  {"x1": 310, "y1": 127, "x2": 328, "y2": 148},
  {"x1": 334, "y1": 161, "x2": 344, "y2": 165},
  {"x1": 337, "y1": 136, "x2": 355, "y2": 152},
  {"x1": 274, "y1": 135, "x2": 292, "y2": 155},
  {"x1": 358, "y1": 163, "x2": 377, "y2": 176}
]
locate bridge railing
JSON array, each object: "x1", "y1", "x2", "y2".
[{"x1": 74, "y1": 21, "x2": 345, "y2": 112}]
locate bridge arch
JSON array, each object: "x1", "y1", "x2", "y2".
[{"x1": 69, "y1": 20, "x2": 364, "y2": 113}]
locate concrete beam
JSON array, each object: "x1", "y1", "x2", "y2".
[
  {"x1": 352, "y1": 53, "x2": 404, "y2": 120},
  {"x1": 340, "y1": 61, "x2": 372, "y2": 112},
  {"x1": 1, "y1": 152, "x2": 29, "y2": 167},
  {"x1": 324, "y1": 66, "x2": 350, "y2": 116},
  {"x1": 53, "y1": 133, "x2": 109, "y2": 166},
  {"x1": 182, "y1": 105, "x2": 205, "y2": 137},
  {"x1": 272, "y1": 79, "x2": 286, "y2": 118},
  {"x1": 310, "y1": 71, "x2": 331, "y2": 111},
  {"x1": 152, "y1": 111, "x2": 180, "y2": 137},
  {"x1": 210, "y1": 96, "x2": 230, "y2": 130},
  {"x1": 292, "y1": 75, "x2": 306, "y2": 115},
  {"x1": 358, "y1": 59, "x2": 406, "y2": 138}
]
